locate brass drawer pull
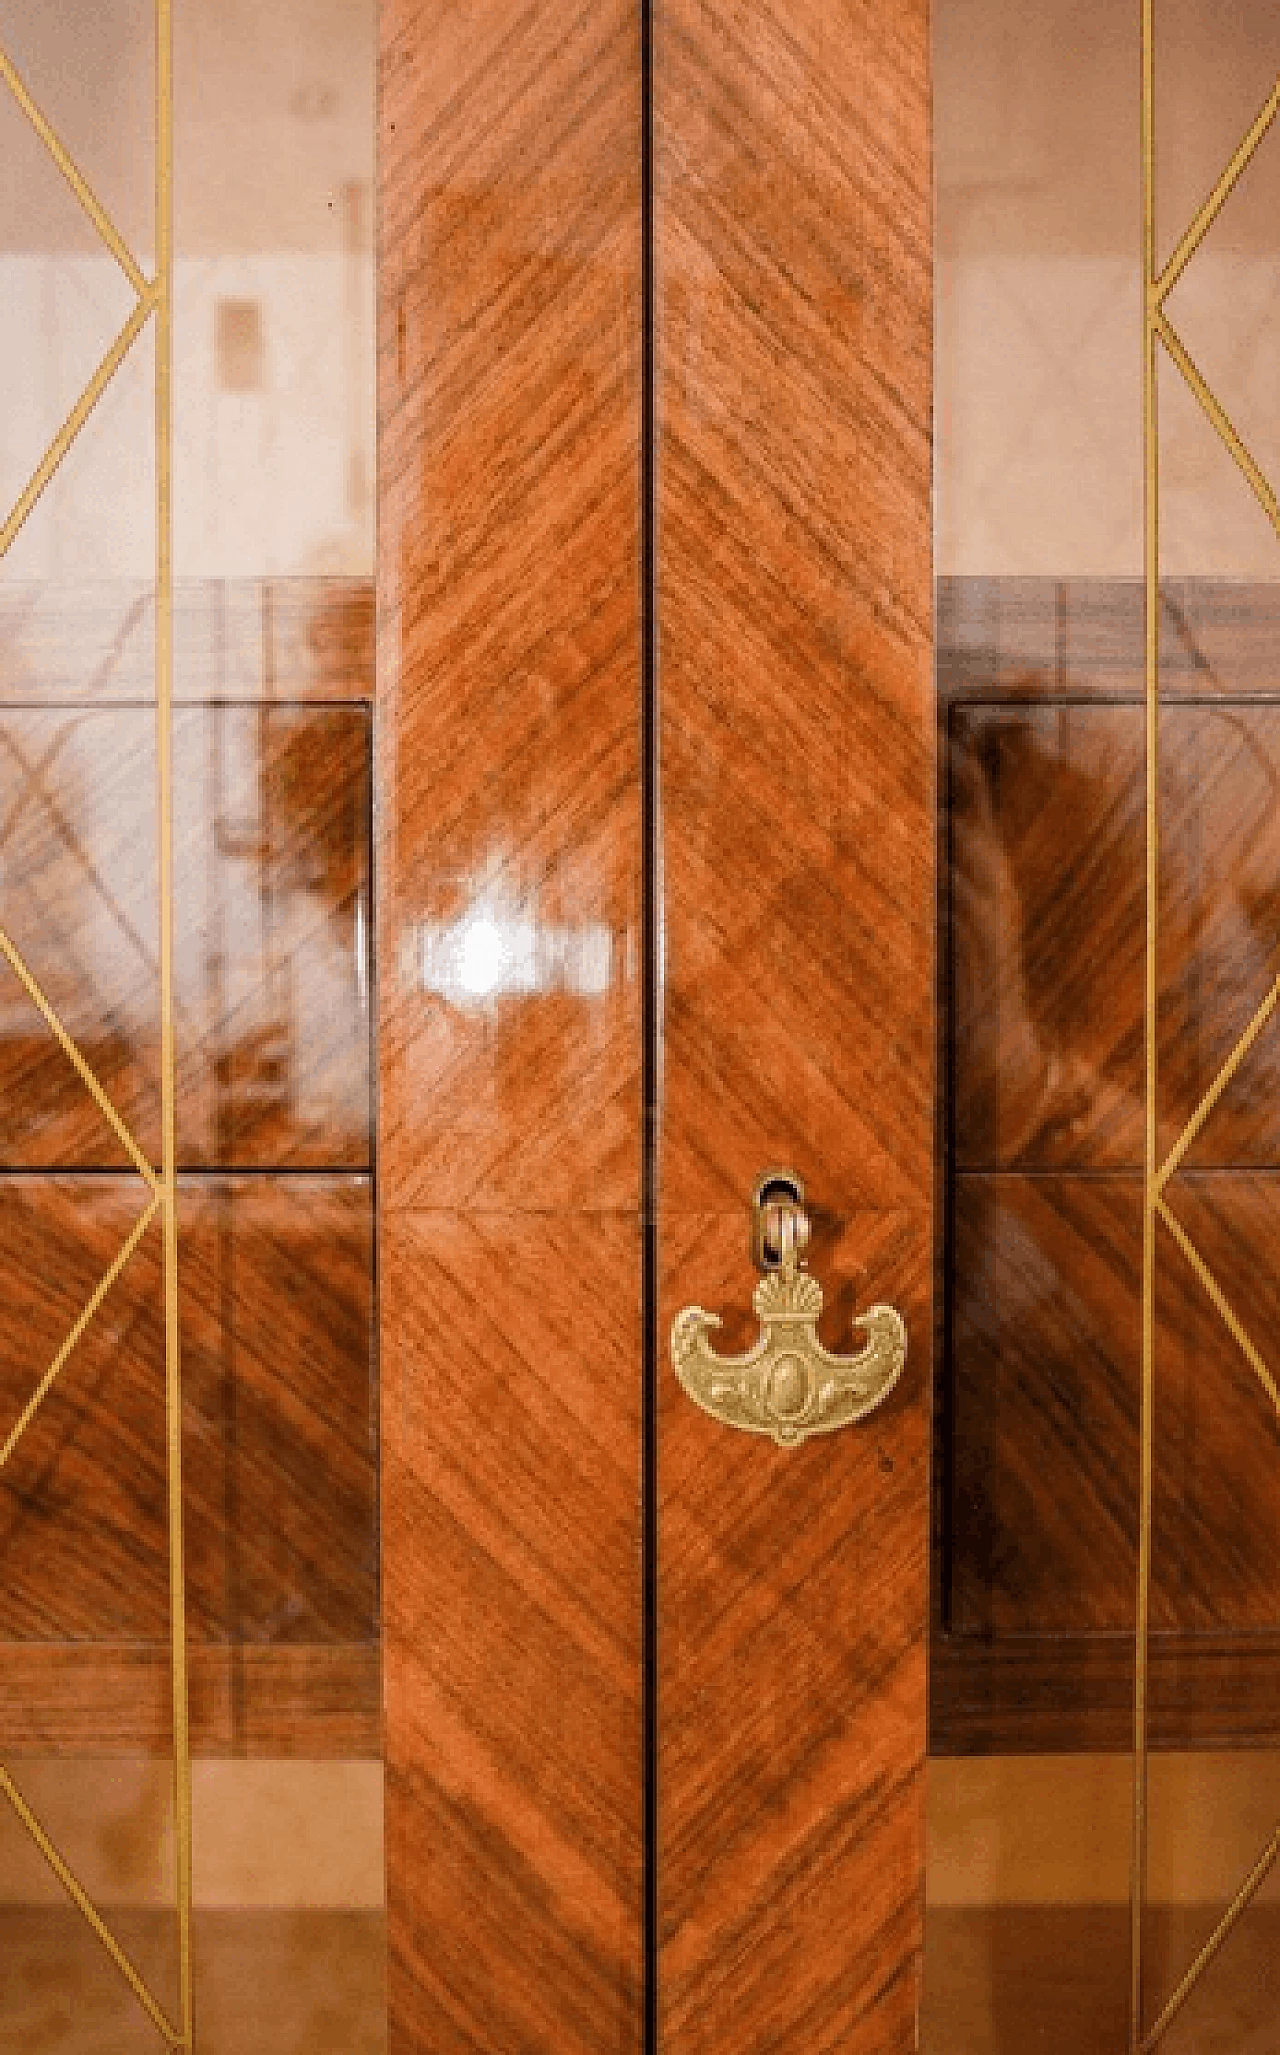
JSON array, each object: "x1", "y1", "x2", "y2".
[{"x1": 670, "y1": 1171, "x2": 907, "y2": 1447}]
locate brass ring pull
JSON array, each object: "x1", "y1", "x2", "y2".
[{"x1": 670, "y1": 1171, "x2": 907, "y2": 1447}]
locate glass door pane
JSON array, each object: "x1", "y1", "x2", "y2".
[
  {"x1": 0, "y1": 2, "x2": 381, "y2": 2047},
  {"x1": 928, "y1": 1, "x2": 1280, "y2": 2047}
]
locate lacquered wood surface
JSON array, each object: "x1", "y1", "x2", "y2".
[
  {"x1": 656, "y1": 1, "x2": 933, "y2": 2046},
  {"x1": 378, "y1": 0, "x2": 642, "y2": 2046}
]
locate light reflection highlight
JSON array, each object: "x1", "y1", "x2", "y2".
[{"x1": 403, "y1": 902, "x2": 613, "y2": 1005}]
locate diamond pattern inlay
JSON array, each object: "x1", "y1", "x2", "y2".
[
  {"x1": 0, "y1": 23, "x2": 188, "y2": 2050},
  {"x1": 1136, "y1": 48, "x2": 1280, "y2": 2055}
]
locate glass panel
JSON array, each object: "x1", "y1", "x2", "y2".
[
  {"x1": 0, "y1": 2, "x2": 173, "y2": 2037},
  {"x1": 0, "y1": 0, "x2": 380, "y2": 2046},
  {"x1": 172, "y1": 0, "x2": 381, "y2": 2045},
  {"x1": 931, "y1": 0, "x2": 1279, "y2": 2048}
]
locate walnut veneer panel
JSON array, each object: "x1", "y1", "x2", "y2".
[
  {"x1": 0, "y1": 1178, "x2": 375, "y2": 1751},
  {"x1": 935, "y1": 1173, "x2": 1280, "y2": 1750},
  {"x1": 378, "y1": 1, "x2": 642, "y2": 2046},
  {"x1": 382, "y1": 1214, "x2": 640, "y2": 2052},
  {"x1": 1152, "y1": 1178, "x2": 1280, "y2": 1636},
  {"x1": 947, "y1": 1174, "x2": 1139, "y2": 1639},
  {"x1": 938, "y1": 580, "x2": 1280, "y2": 1751},
  {"x1": 0, "y1": 708, "x2": 370, "y2": 1167},
  {"x1": 656, "y1": 1, "x2": 932, "y2": 2046}
]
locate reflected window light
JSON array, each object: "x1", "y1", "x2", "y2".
[{"x1": 403, "y1": 901, "x2": 613, "y2": 1005}]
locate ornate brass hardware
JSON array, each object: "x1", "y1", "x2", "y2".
[{"x1": 670, "y1": 1172, "x2": 907, "y2": 1446}]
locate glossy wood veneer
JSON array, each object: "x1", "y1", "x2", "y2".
[
  {"x1": 947, "y1": 1174, "x2": 1280, "y2": 1639},
  {"x1": 382, "y1": 1213, "x2": 641, "y2": 2052},
  {"x1": 378, "y1": 0, "x2": 642, "y2": 1218},
  {"x1": 660, "y1": 1213, "x2": 928, "y2": 2052},
  {"x1": 938, "y1": 576, "x2": 1280, "y2": 1751},
  {"x1": 378, "y1": 0, "x2": 643, "y2": 2045},
  {"x1": 656, "y1": 0, "x2": 932, "y2": 2045}
]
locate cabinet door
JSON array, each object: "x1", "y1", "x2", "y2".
[
  {"x1": 654, "y1": 2, "x2": 932, "y2": 2048},
  {"x1": 379, "y1": 0, "x2": 931, "y2": 2048}
]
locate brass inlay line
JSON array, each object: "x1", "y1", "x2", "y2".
[
  {"x1": 0, "y1": 46, "x2": 152, "y2": 299},
  {"x1": 1156, "y1": 311, "x2": 1280, "y2": 535},
  {"x1": 0, "y1": 926, "x2": 157, "y2": 1186},
  {"x1": 1157, "y1": 1196, "x2": 1280, "y2": 1419},
  {"x1": 1139, "y1": 1828, "x2": 1280, "y2": 2052},
  {"x1": 0, "y1": 1764, "x2": 182, "y2": 2046},
  {"x1": 1156, "y1": 973, "x2": 1280, "y2": 1191},
  {"x1": 155, "y1": 0, "x2": 194, "y2": 2037},
  {"x1": 1155, "y1": 79, "x2": 1280, "y2": 307},
  {"x1": 1132, "y1": 1, "x2": 1158, "y2": 2039},
  {"x1": 0, "y1": 289, "x2": 158, "y2": 560},
  {"x1": 0, "y1": 1193, "x2": 159, "y2": 1471},
  {"x1": 0, "y1": 725, "x2": 165, "y2": 987}
]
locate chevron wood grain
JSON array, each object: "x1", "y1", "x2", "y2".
[
  {"x1": 655, "y1": 0, "x2": 932, "y2": 2046},
  {"x1": 378, "y1": 1, "x2": 643, "y2": 2047}
]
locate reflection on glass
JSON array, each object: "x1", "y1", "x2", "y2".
[{"x1": 931, "y1": 0, "x2": 1278, "y2": 2048}]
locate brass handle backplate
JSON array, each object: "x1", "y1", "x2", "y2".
[{"x1": 670, "y1": 1171, "x2": 907, "y2": 1447}]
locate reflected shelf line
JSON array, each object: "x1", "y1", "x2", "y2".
[
  {"x1": 0, "y1": 1763, "x2": 182, "y2": 2048},
  {"x1": 1156, "y1": 973, "x2": 1280, "y2": 1191},
  {"x1": 0, "y1": 1163, "x2": 375, "y2": 1180}
]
